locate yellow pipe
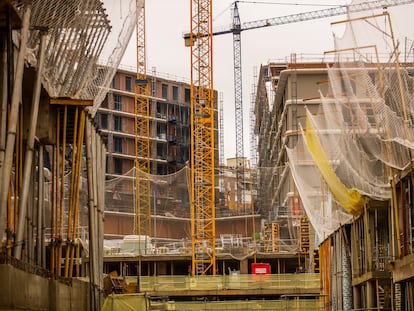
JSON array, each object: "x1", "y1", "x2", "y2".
[
  {"x1": 75, "y1": 241, "x2": 80, "y2": 277},
  {"x1": 391, "y1": 176, "x2": 401, "y2": 258},
  {"x1": 376, "y1": 278, "x2": 380, "y2": 311},
  {"x1": 69, "y1": 109, "x2": 85, "y2": 278},
  {"x1": 65, "y1": 106, "x2": 78, "y2": 277},
  {"x1": 303, "y1": 113, "x2": 367, "y2": 216}
]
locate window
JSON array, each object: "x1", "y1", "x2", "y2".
[
  {"x1": 184, "y1": 88, "x2": 190, "y2": 103},
  {"x1": 114, "y1": 94, "x2": 122, "y2": 110},
  {"x1": 100, "y1": 114, "x2": 108, "y2": 129},
  {"x1": 111, "y1": 77, "x2": 116, "y2": 89},
  {"x1": 181, "y1": 145, "x2": 189, "y2": 163},
  {"x1": 114, "y1": 137, "x2": 123, "y2": 153},
  {"x1": 125, "y1": 76, "x2": 132, "y2": 92},
  {"x1": 172, "y1": 86, "x2": 178, "y2": 101},
  {"x1": 114, "y1": 116, "x2": 122, "y2": 131},
  {"x1": 157, "y1": 102, "x2": 167, "y2": 118},
  {"x1": 181, "y1": 107, "x2": 189, "y2": 125},
  {"x1": 156, "y1": 123, "x2": 166, "y2": 139},
  {"x1": 162, "y1": 84, "x2": 168, "y2": 99},
  {"x1": 156, "y1": 143, "x2": 167, "y2": 159},
  {"x1": 114, "y1": 158, "x2": 123, "y2": 174}
]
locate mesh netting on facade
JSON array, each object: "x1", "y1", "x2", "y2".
[
  {"x1": 12, "y1": 0, "x2": 139, "y2": 115},
  {"x1": 287, "y1": 0, "x2": 414, "y2": 240},
  {"x1": 105, "y1": 167, "x2": 191, "y2": 219}
]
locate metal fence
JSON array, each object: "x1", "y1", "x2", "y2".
[{"x1": 125, "y1": 273, "x2": 320, "y2": 292}]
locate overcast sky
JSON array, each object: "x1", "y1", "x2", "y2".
[{"x1": 120, "y1": 0, "x2": 414, "y2": 162}]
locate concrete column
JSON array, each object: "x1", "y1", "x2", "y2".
[
  {"x1": 158, "y1": 262, "x2": 167, "y2": 275},
  {"x1": 86, "y1": 118, "x2": 98, "y2": 310},
  {"x1": 14, "y1": 27, "x2": 46, "y2": 258},
  {"x1": 366, "y1": 280, "x2": 377, "y2": 309},
  {"x1": 353, "y1": 286, "x2": 361, "y2": 310},
  {"x1": 0, "y1": 3, "x2": 31, "y2": 240},
  {"x1": 240, "y1": 258, "x2": 248, "y2": 274},
  {"x1": 37, "y1": 145, "x2": 44, "y2": 267}
]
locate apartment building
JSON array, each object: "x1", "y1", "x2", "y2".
[
  {"x1": 97, "y1": 68, "x2": 193, "y2": 177},
  {"x1": 95, "y1": 67, "x2": 221, "y2": 238},
  {"x1": 254, "y1": 61, "x2": 328, "y2": 266},
  {"x1": 254, "y1": 56, "x2": 414, "y2": 309}
]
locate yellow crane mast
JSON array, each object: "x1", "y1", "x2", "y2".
[
  {"x1": 188, "y1": 0, "x2": 216, "y2": 275},
  {"x1": 135, "y1": 0, "x2": 151, "y2": 237}
]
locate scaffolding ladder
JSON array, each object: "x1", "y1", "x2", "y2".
[
  {"x1": 300, "y1": 216, "x2": 310, "y2": 254},
  {"x1": 264, "y1": 222, "x2": 280, "y2": 253}
]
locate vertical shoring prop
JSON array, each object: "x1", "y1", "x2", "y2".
[
  {"x1": 0, "y1": 1, "x2": 31, "y2": 249},
  {"x1": 0, "y1": 14, "x2": 8, "y2": 200},
  {"x1": 37, "y1": 144, "x2": 44, "y2": 267},
  {"x1": 17, "y1": 105, "x2": 23, "y2": 253},
  {"x1": 64, "y1": 107, "x2": 79, "y2": 277},
  {"x1": 85, "y1": 117, "x2": 99, "y2": 310},
  {"x1": 98, "y1": 130, "x2": 106, "y2": 300},
  {"x1": 65, "y1": 108, "x2": 86, "y2": 277},
  {"x1": 91, "y1": 115, "x2": 101, "y2": 306},
  {"x1": 57, "y1": 106, "x2": 68, "y2": 277},
  {"x1": 64, "y1": 106, "x2": 76, "y2": 277},
  {"x1": 52, "y1": 107, "x2": 61, "y2": 275},
  {"x1": 51, "y1": 142, "x2": 57, "y2": 274},
  {"x1": 190, "y1": 0, "x2": 216, "y2": 275},
  {"x1": 70, "y1": 110, "x2": 85, "y2": 278},
  {"x1": 14, "y1": 31, "x2": 47, "y2": 259}
]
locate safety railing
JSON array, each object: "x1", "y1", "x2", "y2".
[
  {"x1": 126, "y1": 273, "x2": 320, "y2": 292},
  {"x1": 104, "y1": 236, "x2": 300, "y2": 257},
  {"x1": 102, "y1": 294, "x2": 324, "y2": 311}
]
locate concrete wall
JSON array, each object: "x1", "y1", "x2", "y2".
[{"x1": 0, "y1": 264, "x2": 89, "y2": 311}]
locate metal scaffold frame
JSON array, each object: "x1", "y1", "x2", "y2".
[{"x1": 189, "y1": 0, "x2": 216, "y2": 276}]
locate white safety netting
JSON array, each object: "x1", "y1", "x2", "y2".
[
  {"x1": 305, "y1": 105, "x2": 392, "y2": 200},
  {"x1": 287, "y1": 0, "x2": 414, "y2": 240},
  {"x1": 13, "y1": 0, "x2": 140, "y2": 115},
  {"x1": 105, "y1": 167, "x2": 191, "y2": 220},
  {"x1": 286, "y1": 140, "x2": 353, "y2": 241}
]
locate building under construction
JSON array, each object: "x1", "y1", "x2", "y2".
[
  {"x1": 98, "y1": 67, "x2": 315, "y2": 305},
  {"x1": 1, "y1": 0, "x2": 414, "y2": 310},
  {"x1": 253, "y1": 8, "x2": 414, "y2": 310},
  {"x1": 0, "y1": 0, "x2": 137, "y2": 309}
]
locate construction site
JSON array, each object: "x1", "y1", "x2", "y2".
[{"x1": 1, "y1": 0, "x2": 414, "y2": 310}]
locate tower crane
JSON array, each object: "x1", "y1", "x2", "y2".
[
  {"x1": 135, "y1": 0, "x2": 151, "y2": 237},
  {"x1": 218, "y1": 0, "x2": 414, "y2": 210},
  {"x1": 187, "y1": 0, "x2": 216, "y2": 276},
  {"x1": 184, "y1": 0, "x2": 413, "y2": 276}
]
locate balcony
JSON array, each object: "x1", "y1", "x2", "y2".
[{"x1": 168, "y1": 115, "x2": 177, "y2": 123}]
